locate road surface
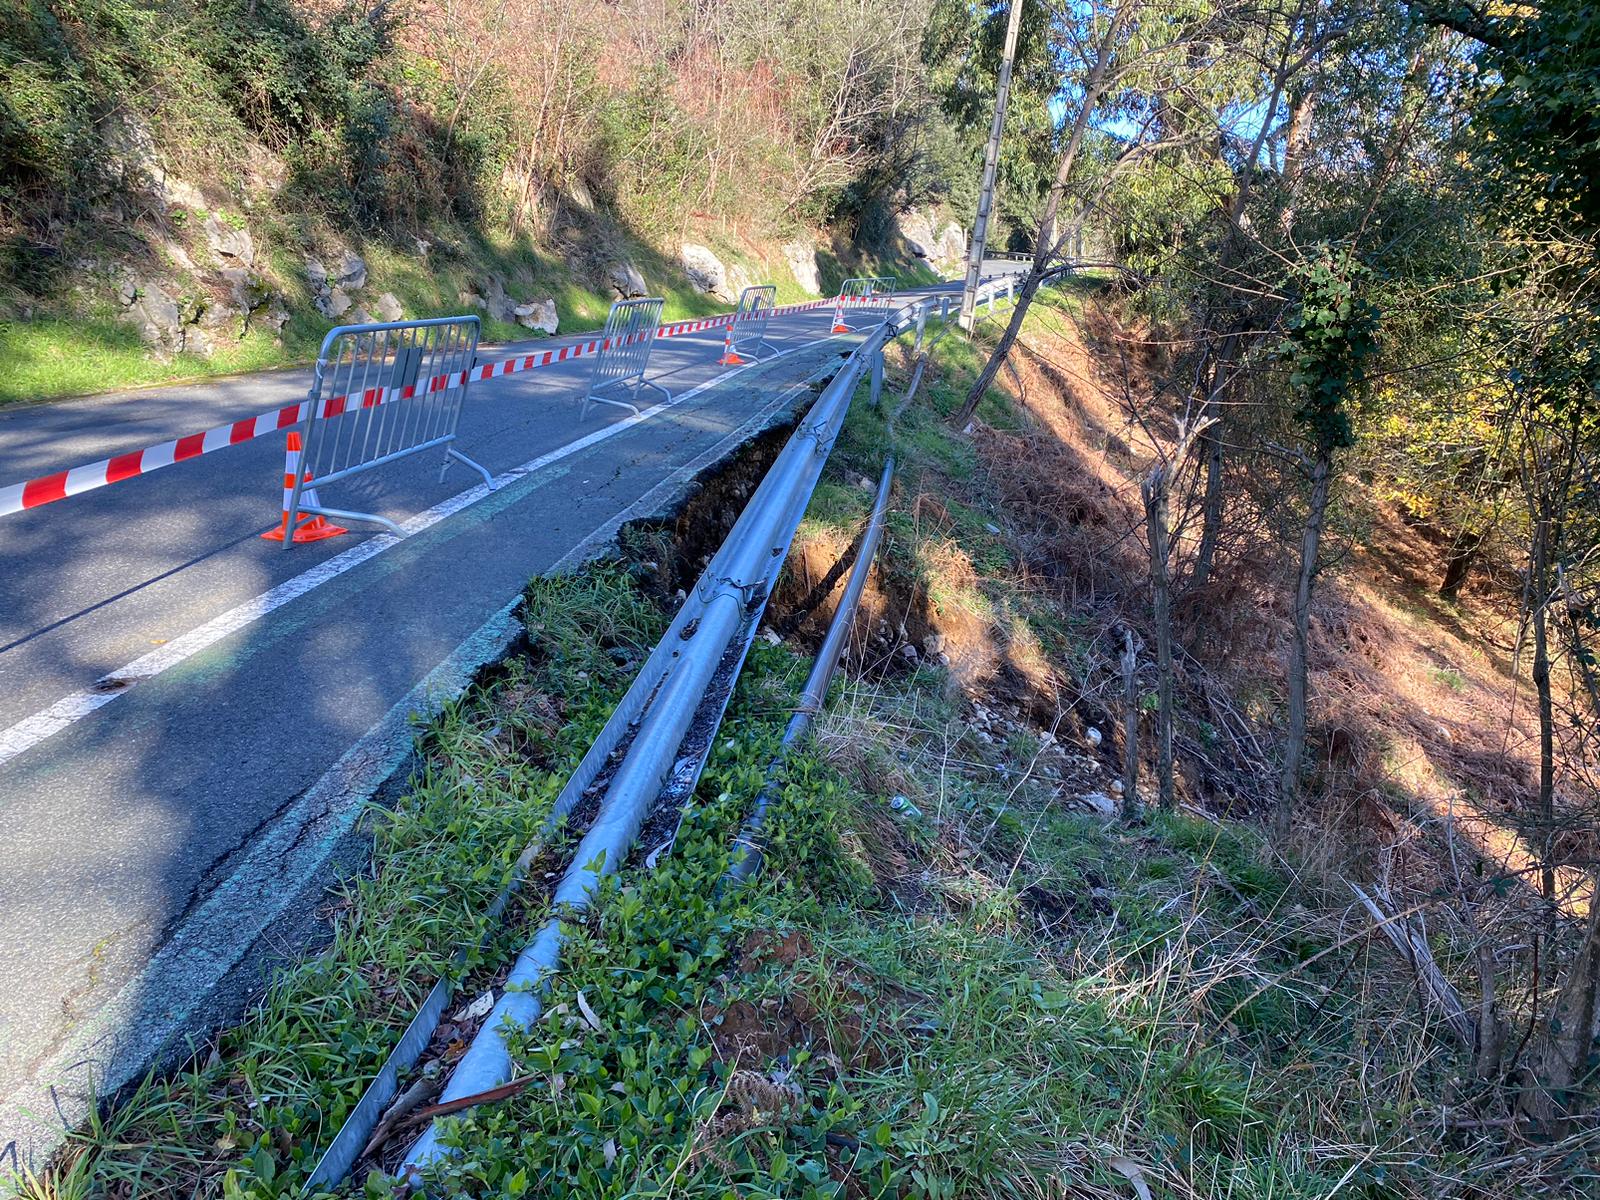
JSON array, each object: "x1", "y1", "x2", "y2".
[{"x1": 0, "y1": 265, "x2": 1025, "y2": 1170}]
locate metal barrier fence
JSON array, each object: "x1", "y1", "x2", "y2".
[
  {"x1": 285, "y1": 316, "x2": 489, "y2": 544},
  {"x1": 830, "y1": 275, "x2": 898, "y2": 332},
  {"x1": 582, "y1": 297, "x2": 669, "y2": 419},
  {"x1": 729, "y1": 284, "x2": 776, "y2": 361}
]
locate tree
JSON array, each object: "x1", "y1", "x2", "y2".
[{"x1": 1270, "y1": 247, "x2": 1380, "y2": 838}]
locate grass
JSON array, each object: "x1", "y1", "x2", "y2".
[{"x1": 1, "y1": 218, "x2": 941, "y2": 406}]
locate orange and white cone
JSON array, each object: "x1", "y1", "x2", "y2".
[
  {"x1": 262, "y1": 431, "x2": 348, "y2": 543},
  {"x1": 830, "y1": 295, "x2": 849, "y2": 334},
  {"x1": 716, "y1": 322, "x2": 746, "y2": 366}
]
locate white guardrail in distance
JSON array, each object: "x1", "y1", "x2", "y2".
[
  {"x1": 582, "y1": 296, "x2": 668, "y2": 419},
  {"x1": 285, "y1": 316, "x2": 490, "y2": 544}
]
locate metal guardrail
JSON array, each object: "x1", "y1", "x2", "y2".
[
  {"x1": 581, "y1": 297, "x2": 669, "y2": 419},
  {"x1": 398, "y1": 294, "x2": 937, "y2": 1180},
  {"x1": 286, "y1": 316, "x2": 490, "y2": 542}
]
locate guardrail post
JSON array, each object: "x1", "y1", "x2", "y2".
[{"x1": 870, "y1": 345, "x2": 884, "y2": 409}]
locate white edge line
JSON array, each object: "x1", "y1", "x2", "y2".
[{"x1": 0, "y1": 337, "x2": 837, "y2": 769}]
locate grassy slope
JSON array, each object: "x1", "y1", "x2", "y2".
[
  {"x1": 26, "y1": 294, "x2": 1541, "y2": 1200},
  {"x1": 1, "y1": 220, "x2": 940, "y2": 407}
]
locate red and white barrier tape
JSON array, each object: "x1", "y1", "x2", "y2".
[{"x1": 0, "y1": 298, "x2": 871, "y2": 518}]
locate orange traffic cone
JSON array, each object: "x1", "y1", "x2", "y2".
[
  {"x1": 262, "y1": 431, "x2": 348, "y2": 543},
  {"x1": 830, "y1": 295, "x2": 849, "y2": 334},
  {"x1": 716, "y1": 322, "x2": 746, "y2": 366}
]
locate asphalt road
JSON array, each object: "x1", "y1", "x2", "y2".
[{"x1": 0, "y1": 265, "x2": 1023, "y2": 1170}]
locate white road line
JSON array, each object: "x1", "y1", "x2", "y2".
[{"x1": 0, "y1": 338, "x2": 835, "y2": 768}]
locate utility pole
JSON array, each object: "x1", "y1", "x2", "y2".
[{"x1": 959, "y1": 0, "x2": 1024, "y2": 331}]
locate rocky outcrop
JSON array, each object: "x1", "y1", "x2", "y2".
[
  {"x1": 783, "y1": 236, "x2": 821, "y2": 295},
  {"x1": 375, "y1": 292, "x2": 404, "y2": 322},
  {"x1": 899, "y1": 209, "x2": 966, "y2": 274},
  {"x1": 336, "y1": 250, "x2": 367, "y2": 291},
  {"x1": 680, "y1": 244, "x2": 738, "y2": 303},
  {"x1": 115, "y1": 266, "x2": 290, "y2": 359},
  {"x1": 305, "y1": 252, "x2": 370, "y2": 320},
  {"x1": 607, "y1": 261, "x2": 648, "y2": 299},
  {"x1": 204, "y1": 214, "x2": 254, "y2": 267}
]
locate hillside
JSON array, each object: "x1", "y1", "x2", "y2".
[{"x1": 0, "y1": 0, "x2": 977, "y2": 403}]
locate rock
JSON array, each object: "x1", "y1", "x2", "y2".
[
  {"x1": 607, "y1": 261, "x2": 648, "y2": 299},
  {"x1": 726, "y1": 261, "x2": 755, "y2": 299},
  {"x1": 899, "y1": 209, "x2": 965, "y2": 272},
  {"x1": 348, "y1": 307, "x2": 373, "y2": 326},
  {"x1": 459, "y1": 289, "x2": 487, "y2": 310},
  {"x1": 195, "y1": 295, "x2": 242, "y2": 332},
  {"x1": 900, "y1": 643, "x2": 920, "y2": 663},
  {"x1": 161, "y1": 176, "x2": 206, "y2": 212},
  {"x1": 161, "y1": 239, "x2": 197, "y2": 273},
  {"x1": 218, "y1": 267, "x2": 271, "y2": 312},
  {"x1": 125, "y1": 279, "x2": 182, "y2": 352},
  {"x1": 900, "y1": 208, "x2": 938, "y2": 260},
  {"x1": 305, "y1": 257, "x2": 329, "y2": 290},
  {"x1": 183, "y1": 327, "x2": 214, "y2": 357},
  {"x1": 783, "y1": 237, "x2": 821, "y2": 295},
  {"x1": 319, "y1": 287, "x2": 353, "y2": 319},
  {"x1": 203, "y1": 213, "x2": 254, "y2": 265},
  {"x1": 413, "y1": 237, "x2": 432, "y2": 259},
  {"x1": 336, "y1": 251, "x2": 367, "y2": 291},
  {"x1": 513, "y1": 298, "x2": 558, "y2": 334},
  {"x1": 935, "y1": 221, "x2": 966, "y2": 272},
  {"x1": 116, "y1": 277, "x2": 138, "y2": 307},
  {"x1": 375, "y1": 292, "x2": 404, "y2": 322},
  {"x1": 925, "y1": 632, "x2": 945, "y2": 655},
  {"x1": 680, "y1": 243, "x2": 736, "y2": 302},
  {"x1": 1085, "y1": 726, "x2": 1103, "y2": 748},
  {"x1": 480, "y1": 276, "x2": 518, "y2": 324},
  {"x1": 260, "y1": 299, "x2": 291, "y2": 334},
  {"x1": 1077, "y1": 791, "x2": 1117, "y2": 817}
]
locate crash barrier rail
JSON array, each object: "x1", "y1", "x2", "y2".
[
  {"x1": 830, "y1": 275, "x2": 898, "y2": 332},
  {"x1": 305, "y1": 279, "x2": 1074, "y2": 1185},
  {"x1": 278, "y1": 317, "x2": 490, "y2": 543},
  {"x1": 581, "y1": 296, "x2": 669, "y2": 419},
  {"x1": 0, "y1": 296, "x2": 839, "y2": 522},
  {"x1": 397, "y1": 296, "x2": 935, "y2": 1179},
  {"x1": 718, "y1": 284, "x2": 777, "y2": 365}
]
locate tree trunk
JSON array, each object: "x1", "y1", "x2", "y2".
[
  {"x1": 1120, "y1": 630, "x2": 1141, "y2": 820},
  {"x1": 1530, "y1": 514, "x2": 1557, "y2": 903},
  {"x1": 1191, "y1": 347, "x2": 1233, "y2": 588},
  {"x1": 1143, "y1": 469, "x2": 1177, "y2": 812},
  {"x1": 1276, "y1": 453, "x2": 1332, "y2": 840},
  {"x1": 1439, "y1": 528, "x2": 1484, "y2": 599},
  {"x1": 1521, "y1": 868, "x2": 1600, "y2": 1128}
]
